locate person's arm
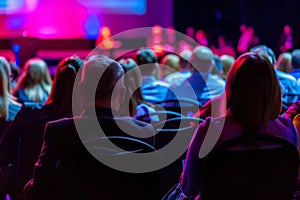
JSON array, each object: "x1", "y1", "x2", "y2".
[
  {"x1": 180, "y1": 118, "x2": 210, "y2": 197},
  {"x1": 24, "y1": 122, "x2": 59, "y2": 200}
]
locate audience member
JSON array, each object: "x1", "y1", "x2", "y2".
[
  {"x1": 167, "y1": 46, "x2": 225, "y2": 105},
  {"x1": 118, "y1": 58, "x2": 157, "y2": 122},
  {"x1": 163, "y1": 50, "x2": 192, "y2": 87},
  {"x1": 9, "y1": 62, "x2": 19, "y2": 89},
  {"x1": 0, "y1": 56, "x2": 83, "y2": 199},
  {"x1": 23, "y1": 56, "x2": 154, "y2": 200},
  {"x1": 135, "y1": 48, "x2": 170, "y2": 103},
  {"x1": 276, "y1": 52, "x2": 293, "y2": 73},
  {"x1": 0, "y1": 57, "x2": 21, "y2": 123},
  {"x1": 0, "y1": 57, "x2": 21, "y2": 199},
  {"x1": 160, "y1": 54, "x2": 180, "y2": 79},
  {"x1": 13, "y1": 58, "x2": 52, "y2": 103},
  {"x1": 220, "y1": 54, "x2": 235, "y2": 80},
  {"x1": 251, "y1": 45, "x2": 300, "y2": 109},
  {"x1": 290, "y1": 49, "x2": 300, "y2": 80},
  {"x1": 177, "y1": 52, "x2": 298, "y2": 199}
]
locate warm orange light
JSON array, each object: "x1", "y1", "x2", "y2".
[
  {"x1": 101, "y1": 26, "x2": 111, "y2": 37},
  {"x1": 152, "y1": 25, "x2": 162, "y2": 35}
]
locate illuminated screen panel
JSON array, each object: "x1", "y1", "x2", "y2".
[
  {"x1": 77, "y1": 0, "x2": 146, "y2": 15},
  {"x1": 0, "y1": 0, "x2": 38, "y2": 13}
]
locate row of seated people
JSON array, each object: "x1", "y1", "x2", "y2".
[{"x1": 0, "y1": 44, "x2": 300, "y2": 199}]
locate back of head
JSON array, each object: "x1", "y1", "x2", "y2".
[
  {"x1": 135, "y1": 48, "x2": 159, "y2": 77},
  {"x1": 46, "y1": 56, "x2": 83, "y2": 117},
  {"x1": 250, "y1": 45, "x2": 276, "y2": 65},
  {"x1": 276, "y1": 52, "x2": 292, "y2": 73},
  {"x1": 0, "y1": 57, "x2": 10, "y2": 119},
  {"x1": 220, "y1": 55, "x2": 235, "y2": 79},
  {"x1": 80, "y1": 57, "x2": 124, "y2": 106},
  {"x1": 189, "y1": 46, "x2": 215, "y2": 73},
  {"x1": 160, "y1": 54, "x2": 180, "y2": 77},
  {"x1": 18, "y1": 58, "x2": 52, "y2": 88},
  {"x1": 0, "y1": 57, "x2": 11, "y2": 91},
  {"x1": 291, "y1": 49, "x2": 300, "y2": 69},
  {"x1": 226, "y1": 52, "x2": 281, "y2": 133}
]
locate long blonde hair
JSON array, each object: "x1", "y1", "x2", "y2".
[
  {"x1": 0, "y1": 57, "x2": 11, "y2": 119},
  {"x1": 14, "y1": 58, "x2": 52, "y2": 102}
]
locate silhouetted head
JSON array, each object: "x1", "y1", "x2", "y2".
[
  {"x1": 160, "y1": 54, "x2": 180, "y2": 77},
  {"x1": 291, "y1": 49, "x2": 300, "y2": 70},
  {"x1": 80, "y1": 57, "x2": 125, "y2": 111},
  {"x1": 226, "y1": 52, "x2": 281, "y2": 133},
  {"x1": 220, "y1": 55, "x2": 235, "y2": 80},
  {"x1": 0, "y1": 57, "x2": 11, "y2": 119},
  {"x1": 189, "y1": 46, "x2": 215, "y2": 73},
  {"x1": 45, "y1": 56, "x2": 83, "y2": 117},
  {"x1": 135, "y1": 48, "x2": 160, "y2": 78},
  {"x1": 276, "y1": 52, "x2": 292, "y2": 73},
  {"x1": 250, "y1": 45, "x2": 276, "y2": 65}
]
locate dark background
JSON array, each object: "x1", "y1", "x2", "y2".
[{"x1": 174, "y1": 0, "x2": 300, "y2": 53}]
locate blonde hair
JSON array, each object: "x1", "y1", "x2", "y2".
[
  {"x1": 220, "y1": 55, "x2": 235, "y2": 80},
  {"x1": 160, "y1": 54, "x2": 180, "y2": 77},
  {"x1": 0, "y1": 57, "x2": 11, "y2": 119},
  {"x1": 276, "y1": 52, "x2": 292, "y2": 73},
  {"x1": 14, "y1": 58, "x2": 52, "y2": 102}
]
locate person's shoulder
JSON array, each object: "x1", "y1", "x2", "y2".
[
  {"x1": 277, "y1": 70, "x2": 297, "y2": 81},
  {"x1": 46, "y1": 117, "x2": 77, "y2": 128},
  {"x1": 275, "y1": 116, "x2": 294, "y2": 127}
]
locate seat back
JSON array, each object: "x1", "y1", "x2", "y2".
[
  {"x1": 153, "y1": 117, "x2": 203, "y2": 198},
  {"x1": 201, "y1": 134, "x2": 300, "y2": 200},
  {"x1": 56, "y1": 136, "x2": 160, "y2": 200},
  {"x1": 155, "y1": 97, "x2": 202, "y2": 116}
]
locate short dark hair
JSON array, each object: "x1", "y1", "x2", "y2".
[
  {"x1": 250, "y1": 45, "x2": 276, "y2": 65},
  {"x1": 135, "y1": 48, "x2": 158, "y2": 65},
  {"x1": 292, "y1": 49, "x2": 300, "y2": 69},
  {"x1": 135, "y1": 48, "x2": 158, "y2": 76}
]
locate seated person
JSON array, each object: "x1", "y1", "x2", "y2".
[
  {"x1": 160, "y1": 54, "x2": 181, "y2": 80},
  {"x1": 163, "y1": 50, "x2": 192, "y2": 87},
  {"x1": 167, "y1": 46, "x2": 225, "y2": 106},
  {"x1": 13, "y1": 58, "x2": 52, "y2": 103},
  {"x1": 251, "y1": 45, "x2": 300, "y2": 108},
  {"x1": 0, "y1": 56, "x2": 83, "y2": 199},
  {"x1": 290, "y1": 49, "x2": 300, "y2": 80},
  {"x1": 24, "y1": 56, "x2": 154, "y2": 200},
  {"x1": 135, "y1": 48, "x2": 171, "y2": 104},
  {"x1": 118, "y1": 58, "x2": 158, "y2": 122},
  {"x1": 177, "y1": 52, "x2": 298, "y2": 199}
]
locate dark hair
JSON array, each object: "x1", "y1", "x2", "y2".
[
  {"x1": 292, "y1": 49, "x2": 300, "y2": 69},
  {"x1": 45, "y1": 56, "x2": 83, "y2": 117},
  {"x1": 250, "y1": 45, "x2": 276, "y2": 65},
  {"x1": 135, "y1": 48, "x2": 159, "y2": 77},
  {"x1": 226, "y1": 52, "x2": 281, "y2": 133},
  {"x1": 136, "y1": 48, "x2": 158, "y2": 65}
]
